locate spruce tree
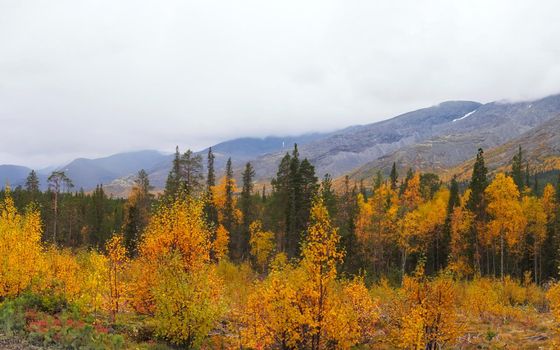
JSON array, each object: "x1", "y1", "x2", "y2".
[
  {"x1": 511, "y1": 145, "x2": 524, "y2": 191},
  {"x1": 164, "y1": 146, "x2": 182, "y2": 199},
  {"x1": 321, "y1": 173, "x2": 337, "y2": 217},
  {"x1": 92, "y1": 184, "x2": 107, "y2": 247},
  {"x1": 466, "y1": 148, "x2": 488, "y2": 274},
  {"x1": 533, "y1": 173, "x2": 539, "y2": 195},
  {"x1": 286, "y1": 144, "x2": 301, "y2": 257},
  {"x1": 373, "y1": 170, "x2": 383, "y2": 191},
  {"x1": 222, "y1": 158, "x2": 237, "y2": 260},
  {"x1": 122, "y1": 169, "x2": 153, "y2": 257},
  {"x1": 240, "y1": 162, "x2": 255, "y2": 256},
  {"x1": 25, "y1": 170, "x2": 40, "y2": 197},
  {"x1": 270, "y1": 144, "x2": 318, "y2": 258},
  {"x1": 467, "y1": 148, "x2": 488, "y2": 215},
  {"x1": 271, "y1": 152, "x2": 291, "y2": 245},
  {"x1": 359, "y1": 179, "x2": 367, "y2": 201},
  {"x1": 205, "y1": 147, "x2": 218, "y2": 227},
  {"x1": 447, "y1": 176, "x2": 460, "y2": 213},
  {"x1": 525, "y1": 162, "x2": 531, "y2": 191},
  {"x1": 440, "y1": 176, "x2": 460, "y2": 270},
  {"x1": 297, "y1": 158, "x2": 318, "y2": 239},
  {"x1": 390, "y1": 162, "x2": 398, "y2": 191}
]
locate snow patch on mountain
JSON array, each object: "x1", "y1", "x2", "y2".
[{"x1": 452, "y1": 109, "x2": 477, "y2": 122}]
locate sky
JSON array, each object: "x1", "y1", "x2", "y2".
[{"x1": 1, "y1": 0, "x2": 560, "y2": 168}]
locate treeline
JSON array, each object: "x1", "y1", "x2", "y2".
[
  {"x1": 3, "y1": 144, "x2": 560, "y2": 348},
  {"x1": 1, "y1": 171, "x2": 124, "y2": 248},
  {"x1": 3, "y1": 144, "x2": 560, "y2": 283}
]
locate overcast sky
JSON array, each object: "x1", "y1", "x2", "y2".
[{"x1": 1, "y1": 0, "x2": 560, "y2": 168}]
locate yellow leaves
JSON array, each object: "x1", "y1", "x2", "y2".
[
  {"x1": 212, "y1": 177, "x2": 242, "y2": 225},
  {"x1": 449, "y1": 193, "x2": 475, "y2": 277},
  {"x1": 389, "y1": 273, "x2": 460, "y2": 349},
  {"x1": 301, "y1": 197, "x2": 344, "y2": 281},
  {"x1": 401, "y1": 172, "x2": 422, "y2": 211},
  {"x1": 522, "y1": 195, "x2": 547, "y2": 249},
  {"x1": 249, "y1": 220, "x2": 275, "y2": 272},
  {"x1": 139, "y1": 197, "x2": 211, "y2": 272},
  {"x1": 240, "y1": 199, "x2": 364, "y2": 349},
  {"x1": 106, "y1": 234, "x2": 128, "y2": 321},
  {"x1": 337, "y1": 277, "x2": 380, "y2": 343},
  {"x1": 459, "y1": 276, "x2": 540, "y2": 323},
  {"x1": 35, "y1": 247, "x2": 81, "y2": 301},
  {"x1": 131, "y1": 196, "x2": 227, "y2": 345},
  {"x1": 355, "y1": 193, "x2": 373, "y2": 247},
  {"x1": 485, "y1": 173, "x2": 526, "y2": 248},
  {"x1": 541, "y1": 183, "x2": 556, "y2": 222},
  {"x1": 0, "y1": 191, "x2": 43, "y2": 297},
  {"x1": 399, "y1": 188, "x2": 449, "y2": 257},
  {"x1": 75, "y1": 250, "x2": 109, "y2": 313},
  {"x1": 212, "y1": 224, "x2": 229, "y2": 262},
  {"x1": 152, "y1": 254, "x2": 225, "y2": 348},
  {"x1": 547, "y1": 282, "x2": 560, "y2": 333},
  {"x1": 242, "y1": 264, "x2": 305, "y2": 349}
]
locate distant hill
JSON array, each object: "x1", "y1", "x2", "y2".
[
  {"x1": 0, "y1": 165, "x2": 33, "y2": 188},
  {"x1": 138, "y1": 133, "x2": 329, "y2": 193},
  {"x1": 4, "y1": 93, "x2": 560, "y2": 197},
  {"x1": 247, "y1": 101, "x2": 483, "y2": 181},
  {"x1": 446, "y1": 113, "x2": 560, "y2": 182},
  {"x1": 60, "y1": 150, "x2": 167, "y2": 190},
  {"x1": 347, "y1": 94, "x2": 560, "y2": 182}
]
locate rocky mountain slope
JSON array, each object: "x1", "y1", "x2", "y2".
[
  {"x1": 0, "y1": 165, "x2": 36, "y2": 188},
  {"x1": 445, "y1": 113, "x2": 560, "y2": 181},
  {"x1": 347, "y1": 94, "x2": 560, "y2": 181},
  {"x1": 4, "y1": 93, "x2": 560, "y2": 196},
  {"x1": 248, "y1": 101, "x2": 483, "y2": 181}
]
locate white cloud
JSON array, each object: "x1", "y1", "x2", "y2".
[{"x1": 1, "y1": 0, "x2": 559, "y2": 167}]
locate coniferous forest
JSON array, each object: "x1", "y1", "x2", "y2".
[{"x1": 2, "y1": 144, "x2": 560, "y2": 349}]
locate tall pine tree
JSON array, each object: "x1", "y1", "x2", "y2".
[
  {"x1": 511, "y1": 145, "x2": 524, "y2": 191},
  {"x1": 164, "y1": 146, "x2": 182, "y2": 199},
  {"x1": 205, "y1": 147, "x2": 218, "y2": 227},
  {"x1": 240, "y1": 162, "x2": 256, "y2": 257},
  {"x1": 390, "y1": 162, "x2": 398, "y2": 191},
  {"x1": 180, "y1": 149, "x2": 203, "y2": 196}
]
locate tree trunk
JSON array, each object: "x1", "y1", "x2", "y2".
[
  {"x1": 53, "y1": 191, "x2": 58, "y2": 244},
  {"x1": 500, "y1": 232, "x2": 504, "y2": 281}
]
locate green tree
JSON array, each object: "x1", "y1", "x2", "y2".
[
  {"x1": 164, "y1": 146, "x2": 182, "y2": 200},
  {"x1": 390, "y1": 162, "x2": 398, "y2": 191},
  {"x1": 205, "y1": 147, "x2": 218, "y2": 227},
  {"x1": 511, "y1": 145, "x2": 524, "y2": 191},
  {"x1": 373, "y1": 170, "x2": 383, "y2": 191},
  {"x1": 240, "y1": 162, "x2": 256, "y2": 256},
  {"x1": 122, "y1": 169, "x2": 153, "y2": 257},
  {"x1": 467, "y1": 148, "x2": 488, "y2": 216},
  {"x1": 270, "y1": 144, "x2": 318, "y2": 258},
  {"x1": 180, "y1": 149, "x2": 203, "y2": 197},
  {"x1": 320, "y1": 173, "x2": 337, "y2": 218},
  {"x1": 223, "y1": 158, "x2": 236, "y2": 233},
  {"x1": 25, "y1": 170, "x2": 40, "y2": 194},
  {"x1": 48, "y1": 170, "x2": 73, "y2": 244}
]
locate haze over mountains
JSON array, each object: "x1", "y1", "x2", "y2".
[{"x1": 2, "y1": 93, "x2": 560, "y2": 196}]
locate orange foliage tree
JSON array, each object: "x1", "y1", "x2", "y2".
[
  {"x1": 0, "y1": 189, "x2": 43, "y2": 298},
  {"x1": 485, "y1": 173, "x2": 526, "y2": 280},
  {"x1": 105, "y1": 233, "x2": 129, "y2": 322}
]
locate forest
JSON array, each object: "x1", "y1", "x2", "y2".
[{"x1": 2, "y1": 144, "x2": 560, "y2": 349}]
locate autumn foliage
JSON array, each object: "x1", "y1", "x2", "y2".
[{"x1": 2, "y1": 162, "x2": 560, "y2": 349}]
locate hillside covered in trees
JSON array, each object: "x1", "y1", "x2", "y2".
[{"x1": 2, "y1": 144, "x2": 560, "y2": 349}]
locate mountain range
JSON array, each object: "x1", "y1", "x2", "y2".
[{"x1": 2, "y1": 93, "x2": 560, "y2": 196}]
